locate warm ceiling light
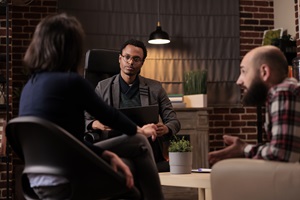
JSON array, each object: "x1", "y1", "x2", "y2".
[
  {"x1": 148, "y1": 21, "x2": 170, "y2": 44},
  {"x1": 148, "y1": 0, "x2": 170, "y2": 45}
]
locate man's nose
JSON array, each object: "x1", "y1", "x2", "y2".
[{"x1": 236, "y1": 76, "x2": 242, "y2": 85}]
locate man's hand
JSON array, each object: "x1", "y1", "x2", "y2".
[
  {"x1": 92, "y1": 120, "x2": 112, "y2": 131},
  {"x1": 137, "y1": 123, "x2": 158, "y2": 141},
  {"x1": 156, "y1": 123, "x2": 169, "y2": 137},
  {"x1": 101, "y1": 150, "x2": 134, "y2": 189},
  {"x1": 208, "y1": 135, "x2": 247, "y2": 166}
]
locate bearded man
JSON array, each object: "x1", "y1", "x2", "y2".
[{"x1": 208, "y1": 45, "x2": 300, "y2": 165}]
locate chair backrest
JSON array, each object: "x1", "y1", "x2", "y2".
[
  {"x1": 211, "y1": 158, "x2": 300, "y2": 200},
  {"x1": 6, "y1": 116, "x2": 140, "y2": 200},
  {"x1": 84, "y1": 49, "x2": 120, "y2": 88}
]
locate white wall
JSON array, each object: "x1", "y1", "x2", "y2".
[{"x1": 274, "y1": 0, "x2": 296, "y2": 38}]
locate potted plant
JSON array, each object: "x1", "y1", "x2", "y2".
[
  {"x1": 168, "y1": 136, "x2": 193, "y2": 174},
  {"x1": 183, "y1": 69, "x2": 207, "y2": 107}
]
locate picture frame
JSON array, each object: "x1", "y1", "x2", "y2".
[{"x1": 262, "y1": 28, "x2": 283, "y2": 45}]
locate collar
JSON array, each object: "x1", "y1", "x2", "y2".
[{"x1": 119, "y1": 75, "x2": 140, "y2": 95}]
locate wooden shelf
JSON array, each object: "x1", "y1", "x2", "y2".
[{"x1": 174, "y1": 107, "x2": 211, "y2": 168}]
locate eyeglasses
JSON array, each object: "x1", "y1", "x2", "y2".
[{"x1": 120, "y1": 54, "x2": 143, "y2": 64}]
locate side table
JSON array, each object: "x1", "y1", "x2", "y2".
[{"x1": 159, "y1": 172, "x2": 211, "y2": 200}]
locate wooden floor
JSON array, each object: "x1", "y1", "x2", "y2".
[{"x1": 162, "y1": 186, "x2": 198, "y2": 200}]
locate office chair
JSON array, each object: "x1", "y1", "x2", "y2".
[
  {"x1": 5, "y1": 116, "x2": 140, "y2": 200},
  {"x1": 84, "y1": 49, "x2": 121, "y2": 142},
  {"x1": 84, "y1": 49, "x2": 120, "y2": 88}
]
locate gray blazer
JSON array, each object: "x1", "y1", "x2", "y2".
[
  {"x1": 86, "y1": 74, "x2": 181, "y2": 162},
  {"x1": 87, "y1": 74, "x2": 180, "y2": 136}
]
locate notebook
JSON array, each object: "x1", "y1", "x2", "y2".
[{"x1": 118, "y1": 105, "x2": 159, "y2": 126}]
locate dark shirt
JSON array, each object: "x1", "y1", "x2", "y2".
[
  {"x1": 119, "y1": 75, "x2": 141, "y2": 108},
  {"x1": 119, "y1": 75, "x2": 139, "y2": 97},
  {"x1": 19, "y1": 72, "x2": 137, "y2": 155}
]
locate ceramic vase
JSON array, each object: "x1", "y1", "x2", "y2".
[{"x1": 169, "y1": 152, "x2": 193, "y2": 174}]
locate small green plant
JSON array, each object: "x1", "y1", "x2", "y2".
[
  {"x1": 183, "y1": 69, "x2": 207, "y2": 95},
  {"x1": 168, "y1": 136, "x2": 192, "y2": 152}
]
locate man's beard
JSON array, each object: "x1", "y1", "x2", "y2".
[{"x1": 242, "y1": 77, "x2": 268, "y2": 106}]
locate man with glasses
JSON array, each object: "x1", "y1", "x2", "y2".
[{"x1": 86, "y1": 39, "x2": 180, "y2": 172}]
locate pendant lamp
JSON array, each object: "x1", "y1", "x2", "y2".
[{"x1": 148, "y1": 0, "x2": 170, "y2": 44}]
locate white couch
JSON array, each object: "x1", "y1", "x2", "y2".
[{"x1": 210, "y1": 158, "x2": 300, "y2": 200}]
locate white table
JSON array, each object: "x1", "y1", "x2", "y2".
[{"x1": 159, "y1": 172, "x2": 211, "y2": 200}]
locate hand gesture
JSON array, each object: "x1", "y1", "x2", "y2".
[
  {"x1": 101, "y1": 150, "x2": 134, "y2": 188},
  {"x1": 92, "y1": 120, "x2": 112, "y2": 131},
  {"x1": 156, "y1": 123, "x2": 169, "y2": 137},
  {"x1": 137, "y1": 123, "x2": 158, "y2": 141},
  {"x1": 208, "y1": 135, "x2": 247, "y2": 166}
]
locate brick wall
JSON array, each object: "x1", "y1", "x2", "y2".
[
  {"x1": 208, "y1": 0, "x2": 276, "y2": 151},
  {"x1": 0, "y1": 1, "x2": 12, "y2": 199}
]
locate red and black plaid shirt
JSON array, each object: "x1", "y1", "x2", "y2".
[{"x1": 245, "y1": 78, "x2": 300, "y2": 162}]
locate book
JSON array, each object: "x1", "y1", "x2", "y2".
[{"x1": 168, "y1": 94, "x2": 183, "y2": 103}]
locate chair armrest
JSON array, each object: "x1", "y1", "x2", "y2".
[
  {"x1": 211, "y1": 158, "x2": 300, "y2": 200},
  {"x1": 84, "y1": 130, "x2": 123, "y2": 143},
  {"x1": 84, "y1": 131, "x2": 103, "y2": 143}
]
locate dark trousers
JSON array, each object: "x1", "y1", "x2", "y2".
[{"x1": 95, "y1": 134, "x2": 165, "y2": 200}]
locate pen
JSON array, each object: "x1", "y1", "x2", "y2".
[{"x1": 197, "y1": 168, "x2": 211, "y2": 172}]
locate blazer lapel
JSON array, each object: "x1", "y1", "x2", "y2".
[
  {"x1": 139, "y1": 76, "x2": 149, "y2": 106},
  {"x1": 112, "y1": 74, "x2": 120, "y2": 108}
]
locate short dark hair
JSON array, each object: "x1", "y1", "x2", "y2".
[
  {"x1": 119, "y1": 39, "x2": 147, "y2": 61},
  {"x1": 23, "y1": 13, "x2": 85, "y2": 73}
]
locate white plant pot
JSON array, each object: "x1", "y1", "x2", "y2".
[
  {"x1": 184, "y1": 94, "x2": 207, "y2": 108},
  {"x1": 169, "y1": 152, "x2": 192, "y2": 174}
]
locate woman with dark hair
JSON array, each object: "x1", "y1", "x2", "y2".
[{"x1": 20, "y1": 13, "x2": 164, "y2": 200}]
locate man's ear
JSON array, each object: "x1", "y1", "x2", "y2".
[
  {"x1": 118, "y1": 54, "x2": 121, "y2": 63},
  {"x1": 260, "y1": 64, "x2": 270, "y2": 81}
]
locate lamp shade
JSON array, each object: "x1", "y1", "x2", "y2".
[{"x1": 148, "y1": 22, "x2": 170, "y2": 44}]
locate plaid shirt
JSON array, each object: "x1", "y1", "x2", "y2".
[{"x1": 244, "y1": 78, "x2": 300, "y2": 162}]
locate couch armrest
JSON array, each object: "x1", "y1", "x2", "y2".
[{"x1": 211, "y1": 158, "x2": 300, "y2": 200}]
